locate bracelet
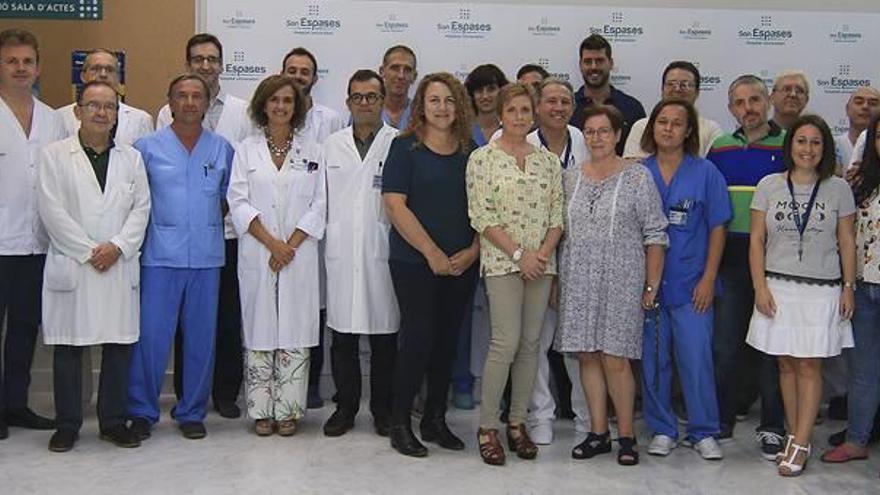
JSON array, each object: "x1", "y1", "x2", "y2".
[{"x1": 644, "y1": 284, "x2": 655, "y2": 293}]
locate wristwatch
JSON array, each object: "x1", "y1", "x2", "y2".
[
  {"x1": 843, "y1": 281, "x2": 856, "y2": 291},
  {"x1": 512, "y1": 246, "x2": 525, "y2": 263}
]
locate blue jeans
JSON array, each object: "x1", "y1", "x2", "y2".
[
  {"x1": 847, "y1": 282, "x2": 880, "y2": 446},
  {"x1": 713, "y1": 263, "x2": 785, "y2": 434}
]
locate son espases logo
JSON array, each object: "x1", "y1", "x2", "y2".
[
  {"x1": 528, "y1": 17, "x2": 561, "y2": 37},
  {"x1": 737, "y1": 15, "x2": 792, "y2": 46},
  {"x1": 588, "y1": 12, "x2": 644, "y2": 43},
  {"x1": 678, "y1": 21, "x2": 712, "y2": 41},
  {"x1": 535, "y1": 58, "x2": 570, "y2": 82},
  {"x1": 816, "y1": 65, "x2": 872, "y2": 95},
  {"x1": 829, "y1": 24, "x2": 863, "y2": 44},
  {"x1": 436, "y1": 8, "x2": 491, "y2": 39},
  {"x1": 375, "y1": 13, "x2": 409, "y2": 33},
  {"x1": 221, "y1": 10, "x2": 256, "y2": 29},
  {"x1": 286, "y1": 4, "x2": 342, "y2": 35},
  {"x1": 221, "y1": 51, "x2": 268, "y2": 82}
]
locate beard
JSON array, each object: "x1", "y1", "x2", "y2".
[{"x1": 583, "y1": 70, "x2": 610, "y2": 89}]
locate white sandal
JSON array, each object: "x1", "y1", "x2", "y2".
[
  {"x1": 778, "y1": 441, "x2": 811, "y2": 477},
  {"x1": 775, "y1": 434, "x2": 794, "y2": 465}
]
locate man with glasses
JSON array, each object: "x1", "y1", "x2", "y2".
[
  {"x1": 378, "y1": 45, "x2": 417, "y2": 130},
  {"x1": 157, "y1": 33, "x2": 253, "y2": 421},
  {"x1": 38, "y1": 81, "x2": 150, "y2": 452},
  {"x1": 623, "y1": 61, "x2": 723, "y2": 159},
  {"x1": 770, "y1": 70, "x2": 810, "y2": 131},
  {"x1": 0, "y1": 29, "x2": 65, "y2": 440},
  {"x1": 57, "y1": 49, "x2": 153, "y2": 145},
  {"x1": 321, "y1": 70, "x2": 399, "y2": 437}
]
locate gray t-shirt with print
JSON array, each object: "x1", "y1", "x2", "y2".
[{"x1": 751, "y1": 173, "x2": 855, "y2": 280}]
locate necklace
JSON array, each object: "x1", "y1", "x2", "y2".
[{"x1": 266, "y1": 129, "x2": 293, "y2": 159}]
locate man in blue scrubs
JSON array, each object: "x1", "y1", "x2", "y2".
[
  {"x1": 127, "y1": 74, "x2": 233, "y2": 440},
  {"x1": 640, "y1": 103, "x2": 732, "y2": 459}
]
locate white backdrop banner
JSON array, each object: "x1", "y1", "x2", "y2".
[{"x1": 204, "y1": 1, "x2": 879, "y2": 134}]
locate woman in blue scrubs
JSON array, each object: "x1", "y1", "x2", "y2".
[{"x1": 640, "y1": 99, "x2": 731, "y2": 460}]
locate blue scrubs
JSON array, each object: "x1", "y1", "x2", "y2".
[
  {"x1": 127, "y1": 127, "x2": 233, "y2": 425},
  {"x1": 642, "y1": 154, "x2": 731, "y2": 442},
  {"x1": 381, "y1": 101, "x2": 411, "y2": 131}
]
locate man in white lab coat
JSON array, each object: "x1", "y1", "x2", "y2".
[
  {"x1": 156, "y1": 33, "x2": 252, "y2": 419},
  {"x1": 282, "y1": 46, "x2": 345, "y2": 408},
  {"x1": 0, "y1": 29, "x2": 65, "y2": 440},
  {"x1": 322, "y1": 70, "x2": 399, "y2": 437},
  {"x1": 56, "y1": 48, "x2": 153, "y2": 146},
  {"x1": 38, "y1": 81, "x2": 151, "y2": 452}
]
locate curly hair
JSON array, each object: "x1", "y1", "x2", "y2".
[
  {"x1": 401, "y1": 72, "x2": 474, "y2": 153},
  {"x1": 248, "y1": 75, "x2": 307, "y2": 131}
]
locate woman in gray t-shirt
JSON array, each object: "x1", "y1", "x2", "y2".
[{"x1": 746, "y1": 115, "x2": 856, "y2": 477}]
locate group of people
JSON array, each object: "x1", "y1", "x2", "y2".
[{"x1": 1, "y1": 26, "x2": 879, "y2": 479}]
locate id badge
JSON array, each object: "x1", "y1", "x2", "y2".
[
  {"x1": 669, "y1": 208, "x2": 688, "y2": 226},
  {"x1": 372, "y1": 174, "x2": 383, "y2": 189}
]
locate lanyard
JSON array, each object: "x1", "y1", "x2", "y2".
[
  {"x1": 538, "y1": 129, "x2": 573, "y2": 169},
  {"x1": 786, "y1": 174, "x2": 820, "y2": 262}
]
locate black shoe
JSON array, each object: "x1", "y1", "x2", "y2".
[
  {"x1": 374, "y1": 415, "x2": 391, "y2": 437},
  {"x1": 717, "y1": 423, "x2": 734, "y2": 443},
  {"x1": 323, "y1": 410, "x2": 355, "y2": 437},
  {"x1": 6, "y1": 408, "x2": 55, "y2": 430},
  {"x1": 129, "y1": 417, "x2": 152, "y2": 440},
  {"x1": 828, "y1": 429, "x2": 847, "y2": 447},
  {"x1": 48, "y1": 429, "x2": 78, "y2": 453},
  {"x1": 179, "y1": 421, "x2": 207, "y2": 439},
  {"x1": 572, "y1": 431, "x2": 612, "y2": 459},
  {"x1": 0, "y1": 417, "x2": 7, "y2": 440},
  {"x1": 419, "y1": 417, "x2": 464, "y2": 450},
  {"x1": 390, "y1": 424, "x2": 428, "y2": 457},
  {"x1": 756, "y1": 430, "x2": 785, "y2": 461},
  {"x1": 214, "y1": 400, "x2": 241, "y2": 419},
  {"x1": 617, "y1": 436, "x2": 640, "y2": 466},
  {"x1": 100, "y1": 425, "x2": 141, "y2": 448},
  {"x1": 307, "y1": 387, "x2": 324, "y2": 409}
]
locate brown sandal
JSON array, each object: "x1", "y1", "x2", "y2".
[
  {"x1": 507, "y1": 423, "x2": 538, "y2": 460},
  {"x1": 477, "y1": 427, "x2": 505, "y2": 466}
]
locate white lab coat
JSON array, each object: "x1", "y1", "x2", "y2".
[
  {"x1": 323, "y1": 124, "x2": 399, "y2": 335},
  {"x1": 526, "y1": 125, "x2": 591, "y2": 168},
  {"x1": 157, "y1": 92, "x2": 255, "y2": 240},
  {"x1": 37, "y1": 137, "x2": 150, "y2": 345},
  {"x1": 228, "y1": 134, "x2": 327, "y2": 350},
  {"x1": 57, "y1": 102, "x2": 153, "y2": 146},
  {"x1": 301, "y1": 102, "x2": 344, "y2": 144},
  {"x1": 0, "y1": 95, "x2": 66, "y2": 255}
]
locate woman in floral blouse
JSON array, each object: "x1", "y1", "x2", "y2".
[{"x1": 466, "y1": 83, "x2": 563, "y2": 465}]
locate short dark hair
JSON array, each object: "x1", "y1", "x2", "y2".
[
  {"x1": 662, "y1": 61, "x2": 701, "y2": 92},
  {"x1": 382, "y1": 45, "x2": 417, "y2": 68},
  {"x1": 166, "y1": 73, "x2": 209, "y2": 99},
  {"x1": 347, "y1": 69, "x2": 385, "y2": 97},
  {"x1": 641, "y1": 99, "x2": 701, "y2": 156},
  {"x1": 76, "y1": 80, "x2": 118, "y2": 105},
  {"x1": 186, "y1": 33, "x2": 223, "y2": 63},
  {"x1": 282, "y1": 47, "x2": 318, "y2": 75},
  {"x1": 0, "y1": 29, "x2": 39, "y2": 62},
  {"x1": 516, "y1": 64, "x2": 549, "y2": 81},
  {"x1": 853, "y1": 114, "x2": 880, "y2": 206},
  {"x1": 579, "y1": 34, "x2": 612, "y2": 59},
  {"x1": 582, "y1": 104, "x2": 624, "y2": 133},
  {"x1": 782, "y1": 114, "x2": 837, "y2": 181},
  {"x1": 249, "y1": 75, "x2": 308, "y2": 131},
  {"x1": 465, "y1": 64, "x2": 509, "y2": 113}
]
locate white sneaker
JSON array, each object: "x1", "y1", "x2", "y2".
[
  {"x1": 648, "y1": 434, "x2": 677, "y2": 456},
  {"x1": 693, "y1": 437, "x2": 723, "y2": 460},
  {"x1": 529, "y1": 421, "x2": 553, "y2": 445}
]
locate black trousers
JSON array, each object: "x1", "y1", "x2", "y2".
[
  {"x1": 309, "y1": 310, "x2": 327, "y2": 395},
  {"x1": 53, "y1": 344, "x2": 131, "y2": 432},
  {"x1": 330, "y1": 329, "x2": 396, "y2": 418},
  {"x1": 0, "y1": 255, "x2": 45, "y2": 414},
  {"x1": 175, "y1": 240, "x2": 243, "y2": 405},
  {"x1": 389, "y1": 261, "x2": 477, "y2": 425}
]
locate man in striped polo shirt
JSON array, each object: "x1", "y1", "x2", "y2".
[{"x1": 707, "y1": 74, "x2": 787, "y2": 461}]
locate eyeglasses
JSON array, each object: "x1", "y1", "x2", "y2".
[
  {"x1": 85, "y1": 64, "x2": 117, "y2": 75},
  {"x1": 774, "y1": 84, "x2": 807, "y2": 96},
  {"x1": 79, "y1": 101, "x2": 118, "y2": 113},
  {"x1": 584, "y1": 127, "x2": 614, "y2": 139},
  {"x1": 190, "y1": 55, "x2": 221, "y2": 66},
  {"x1": 348, "y1": 92, "x2": 382, "y2": 105},
  {"x1": 664, "y1": 80, "x2": 695, "y2": 91}
]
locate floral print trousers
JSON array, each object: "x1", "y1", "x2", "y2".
[{"x1": 245, "y1": 349, "x2": 309, "y2": 421}]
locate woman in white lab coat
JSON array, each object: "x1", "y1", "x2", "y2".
[{"x1": 228, "y1": 75, "x2": 326, "y2": 437}]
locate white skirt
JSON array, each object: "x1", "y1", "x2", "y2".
[{"x1": 746, "y1": 277, "x2": 854, "y2": 358}]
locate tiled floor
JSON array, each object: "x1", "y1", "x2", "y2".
[{"x1": 0, "y1": 396, "x2": 877, "y2": 494}]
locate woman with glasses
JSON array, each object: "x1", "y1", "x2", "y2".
[
  {"x1": 382, "y1": 72, "x2": 480, "y2": 458},
  {"x1": 554, "y1": 105, "x2": 668, "y2": 466},
  {"x1": 747, "y1": 114, "x2": 855, "y2": 476},
  {"x1": 227, "y1": 75, "x2": 326, "y2": 437}
]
